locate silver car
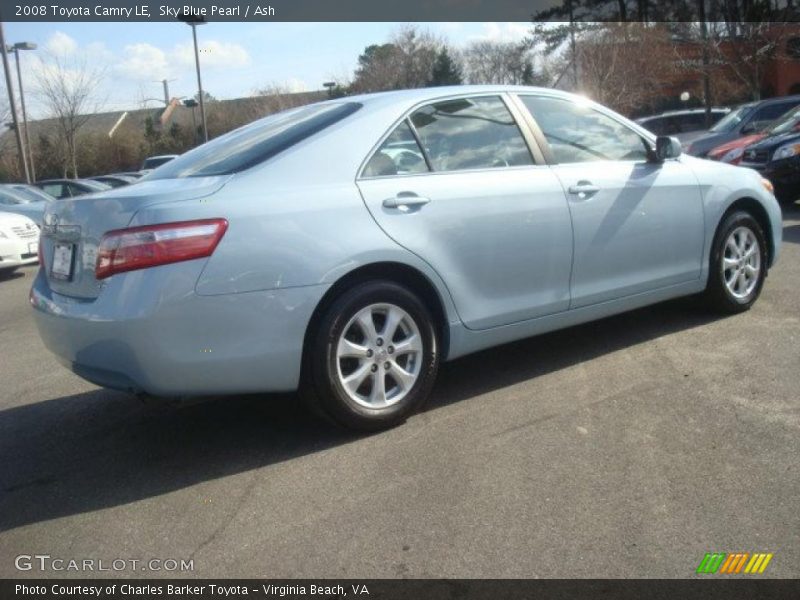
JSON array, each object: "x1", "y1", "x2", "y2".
[{"x1": 32, "y1": 85, "x2": 782, "y2": 430}]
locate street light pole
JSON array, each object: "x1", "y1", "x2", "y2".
[
  {"x1": 188, "y1": 21, "x2": 208, "y2": 142},
  {"x1": 10, "y1": 42, "x2": 37, "y2": 181},
  {"x1": 0, "y1": 23, "x2": 30, "y2": 183}
]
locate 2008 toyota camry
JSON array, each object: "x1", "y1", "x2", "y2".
[{"x1": 31, "y1": 85, "x2": 782, "y2": 430}]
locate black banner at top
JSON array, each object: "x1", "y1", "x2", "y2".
[{"x1": 1, "y1": 0, "x2": 799, "y2": 22}]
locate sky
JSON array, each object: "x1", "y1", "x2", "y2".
[{"x1": 1, "y1": 22, "x2": 530, "y2": 119}]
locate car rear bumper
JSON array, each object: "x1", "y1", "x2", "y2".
[
  {"x1": 30, "y1": 266, "x2": 328, "y2": 396},
  {"x1": 0, "y1": 238, "x2": 38, "y2": 270}
]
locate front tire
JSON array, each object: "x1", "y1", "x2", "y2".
[
  {"x1": 703, "y1": 210, "x2": 767, "y2": 313},
  {"x1": 302, "y1": 281, "x2": 439, "y2": 431}
]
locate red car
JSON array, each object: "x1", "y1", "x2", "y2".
[{"x1": 708, "y1": 105, "x2": 800, "y2": 164}]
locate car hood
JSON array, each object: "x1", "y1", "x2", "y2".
[
  {"x1": 0, "y1": 211, "x2": 38, "y2": 229},
  {"x1": 708, "y1": 134, "x2": 766, "y2": 159},
  {"x1": 743, "y1": 131, "x2": 800, "y2": 152},
  {"x1": 686, "y1": 131, "x2": 735, "y2": 156}
]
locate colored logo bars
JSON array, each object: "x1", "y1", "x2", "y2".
[{"x1": 696, "y1": 552, "x2": 773, "y2": 574}]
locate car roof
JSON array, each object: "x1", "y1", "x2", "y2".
[
  {"x1": 757, "y1": 94, "x2": 800, "y2": 105},
  {"x1": 637, "y1": 108, "x2": 730, "y2": 120},
  {"x1": 319, "y1": 85, "x2": 622, "y2": 116}
]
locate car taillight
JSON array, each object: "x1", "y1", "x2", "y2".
[{"x1": 95, "y1": 219, "x2": 228, "y2": 280}]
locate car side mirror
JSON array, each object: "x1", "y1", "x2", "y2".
[{"x1": 655, "y1": 136, "x2": 682, "y2": 161}]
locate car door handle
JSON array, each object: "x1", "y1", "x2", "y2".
[
  {"x1": 568, "y1": 182, "x2": 600, "y2": 197},
  {"x1": 382, "y1": 194, "x2": 431, "y2": 209}
]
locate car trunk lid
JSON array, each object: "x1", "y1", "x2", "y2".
[{"x1": 41, "y1": 176, "x2": 229, "y2": 299}]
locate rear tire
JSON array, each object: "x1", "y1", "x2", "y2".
[
  {"x1": 703, "y1": 210, "x2": 767, "y2": 314},
  {"x1": 301, "y1": 280, "x2": 439, "y2": 431}
]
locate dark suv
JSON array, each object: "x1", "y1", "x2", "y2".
[
  {"x1": 740, "y1": 126, "x2": 800, "y2": 204},
  {"x1": 686, "y1": 95, "x2": 800, "y2": 158}
]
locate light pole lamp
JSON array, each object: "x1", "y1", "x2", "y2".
[
  {"x1": 8, "y1": 41, "x2": 37, "y2": 181},
  {"x1": 179, "y1": 13, "x2": 208, "y2": 143}
]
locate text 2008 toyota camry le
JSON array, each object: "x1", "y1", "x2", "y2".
[{"x1": 31, "y1": 85, "x2": 782, "y2": 430}]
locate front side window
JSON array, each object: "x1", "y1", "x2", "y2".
[
  {"x1": 409, "y1": 96, "x2": 533, "y2": 172},
  {"x1": 149, "y1": 102, "x2": 361, "y2": 179},
  {"x1": 520, "y1": 96, "x2": 649, "y2": 164},
  {"x1": 363, "y1": 121, "x2": 429, "y2": 177}
]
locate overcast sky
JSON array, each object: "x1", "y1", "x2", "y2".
[{"x1": 1, "y1": 22, "x2": 530, "y2": 119}]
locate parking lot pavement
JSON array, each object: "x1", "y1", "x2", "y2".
[{"x1": 1, "y1": 207, "x2": 798, "y2": 580}]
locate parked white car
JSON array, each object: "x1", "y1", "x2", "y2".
[{"x1": 0, "y1": 212, "x2": 39, "y2": 275}]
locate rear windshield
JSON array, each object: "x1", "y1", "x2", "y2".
[
  {"x1": 149, "y1": 102, "x2": 361, "y2": 179},
  {"x1": 142, "y1": 156, "x2": 175, "y2": 169}
]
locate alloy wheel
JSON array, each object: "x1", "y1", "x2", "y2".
[{"x1": 335, "y1": 303, "x2": 423, "y2": 409}]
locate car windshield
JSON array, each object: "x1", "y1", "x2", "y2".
[
  {"x1": 149, "y1": 102, "x2": 361, "y2": 179},
  {"x1": 710, "y1": 104, "x2": 754, "y2": 133},
  {"x1": 10, "y1": 185, "x2": 54, "y2": 203},
  {"x1": 81, "y1": 180, "x2": 111, "y2": 191},
  {"x1": 0, "y1": 187, "x2": 29, "y2": 204},
  {"x1": 765, "y1": 107, "x2": 800, "y2": 135}
]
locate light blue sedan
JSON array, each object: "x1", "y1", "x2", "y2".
[
  {"x1": 31, "y1": 86, "x2": 782, "y2": 430},
  {"x1": 0, "y1": 184, "x2": 52, "y2": 226}
]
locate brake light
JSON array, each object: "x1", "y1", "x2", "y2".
[{"x1": 95, "y1": 219, "x2": 228, "y2": 280}]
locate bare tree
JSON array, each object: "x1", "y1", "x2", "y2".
[
  {"x1": 574, "y1": 23, "x2": 677, "y2": 115},
  {"x1": 462, "y1": 40, "x2": 540, "y2": 85},
  {"x1": 252, "y1": 83, "x2": 315, "y2": 114},
  {"x1": 351, "y1": 25, "x2": 442, "y2": 93},
  {"x1": 708, "y1": 21, "x2": 793, "y2": 101},
  {"x1": 34, "y1": 51, "x2": 105, "y2": 178}
]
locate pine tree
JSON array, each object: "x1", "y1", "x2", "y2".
[{"x1": 429, "y1": 48, "x2": 463, "y2": 86}]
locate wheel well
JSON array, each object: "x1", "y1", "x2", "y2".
[
  {"x1": 302, "y1": 262, "x2": 451, "y2": 364},
  {"x1": 723, "y1": 198, "x2": 774, "y2": 267}
]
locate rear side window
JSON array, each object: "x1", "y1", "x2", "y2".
[
  {"x1": 409, "y1": 96, "x2": 533, "y2": 172},
  {"x1": 363, "y1": 121, "x2": 429, "y2": 177},
  {"x1": 149, "y1": 102, "x2": 361, "y2": 179}
]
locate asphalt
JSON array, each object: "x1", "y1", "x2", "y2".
[{"x1": 0, "y1": 206, "x2": 798, "y2": 579}]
